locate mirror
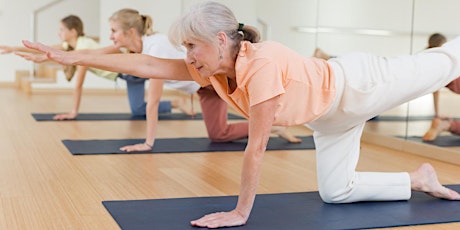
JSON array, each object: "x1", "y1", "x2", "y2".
[
  {"x1": 406, "y1": 0, "x2": 460, "y2": 151},
  {"x1": 269, "y1": 0, "x2": 413, "y2": 138},
  {"x1": 313, "y1": 0, "x2": 414, "y2": 139},
  {"x1": 259, "y1": 0, "x2": 460, "y2": 154}
]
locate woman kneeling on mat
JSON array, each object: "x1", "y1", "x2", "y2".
[{"x1": 22, "y1": 1, "x2": 460, "y2": 228}]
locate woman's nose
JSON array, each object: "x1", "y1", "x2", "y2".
[{"x1": 185, "y1": 52, "x2": 195, "y2": 64}]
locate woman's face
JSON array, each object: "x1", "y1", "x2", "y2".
[
  {"x1": 109, "y1": 20, "x2": 129, "y2": 48},
  {"x1": 58, "y1": 22, "x2": 75, "y2": 42},
  {"x1": 183, "y1": 38, "x2": 221, "y2": 77}
]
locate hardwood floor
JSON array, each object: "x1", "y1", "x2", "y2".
[{"x1": 1, "y1": 86, "x2": 460, "y2": 229}]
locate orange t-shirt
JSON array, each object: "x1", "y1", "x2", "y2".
[{"x1": 187, "y1": 41, "x2": 336, "y2": 126}]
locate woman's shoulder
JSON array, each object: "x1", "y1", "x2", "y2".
[
  {"x1": 77, "y1": 36, "x2": 98, "y2": 44},
  {"x1": 75, "y1": 36, "x2": 100, "y2": 50},
  {"x1": 142, "y1": 33, "x2": 184, "y2": 58},
  {"x1": 240, "y1": 40, "x2": 293, "y2": 60},
  {"x1": 143, "y1": 33, "x2": 168, "y2": 42},
  {"x1": 242, "y1": 40, "x2": 290, "y2": 53}
]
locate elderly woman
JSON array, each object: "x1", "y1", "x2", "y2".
[{"x1": 22, "y1": 1, "x2": 460, "y2": 228}]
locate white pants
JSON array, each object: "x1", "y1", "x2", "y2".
[{"x1": 307, "y1": 36, "x2": 460, "y2": 203}]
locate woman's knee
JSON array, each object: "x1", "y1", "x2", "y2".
[
  {"x1": 130, "y1": 105, "x2": 146, "y2": 116},
  {"x1": 318, "y1": 180, "x2": 355, "y2": 204},
  {"x1": 207, "y1": 123, "x2": 248, "y2": 142},
  {"x1": 208, "y1": 129, "x2": 230, "y2": 142}
]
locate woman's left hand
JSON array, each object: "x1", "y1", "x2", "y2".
[
  {"x1": 15, "y1": 52, "x2": 49, "y2": 63},
  {"x1": 190, "y1": 210, "x2": 247, "y2": 229},
  {"x1": 21, "y1": 40, "x2": 75, "y2": 65}
]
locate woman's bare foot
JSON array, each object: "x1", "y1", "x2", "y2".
[
  {"x1": 271, "y1": 126, "x2": 302, "y2": 143},
  {"x1": 171, "y1": 97, "x2": 196, "y2": 116},
  {"x1": 410, "y1": 163, "x2": 460, "y2": 200},
  {"x1": 422, "y1": 117, "x2": 452, "y2": 141}
]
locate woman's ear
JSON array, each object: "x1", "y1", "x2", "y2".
[
  {"x1": 70, "y1": 28, "x2": 78, "y2": 37},
  {"x1": 128, "y1": 27, "x2": 139, "y2": 37},
  {"x1": 216, "y1": 31, "x2": 227, "y2": 48}
]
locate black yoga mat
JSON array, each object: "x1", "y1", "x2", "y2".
[
  {"x1": 102, "y1": 184, "x2": 460, "y2": 230},
  {"x1": 405, "y1": 135, "x2": 460, "y2": 147},
  {"x1": 367, "y1": 115, "x2": 434, "y2": 122},
  {"x1": 31, "y1": 112, "x2": 245, "y2": 121},
  {"x1": 62, "y1": 136, "x2": 314, "y2": 155}
]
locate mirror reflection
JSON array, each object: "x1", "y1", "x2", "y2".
[{"x1": 403, "y1": 0, "x2": 460, "y2": 151}]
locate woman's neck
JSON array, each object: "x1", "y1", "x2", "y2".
[
  {"x1": 67, "y1": 36, "x2": 79, "y2": 49},
  {"x1": 226, "y1": 74, "x2": 238, "y2": 93},
  {"x1": 129, "y1": 36, "x2": 143, "y2": 53}
]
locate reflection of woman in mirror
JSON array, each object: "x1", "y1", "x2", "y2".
[
  {"x1": 422, "y1": 33, "x2": 460, "y2": 141},
  {"x1": 21, "y1": 2, "x2": 460, "y2": 228}
]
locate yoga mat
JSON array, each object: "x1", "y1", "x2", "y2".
[
  {"x1": 102, "y1": 184, "x2": 460, "y2": 230},
  {"x1": 367, "y1": 115, "x2": 434, "y2": 122},
  {"x1": 405, "y1": 135, "x2": 460, "y2": 147},
  {"x1": 62, "y1": 136, "x2": 314, "y2": 155},
  {"x1": 31, "y1": 112, "x2": 245, "y2": 121}
]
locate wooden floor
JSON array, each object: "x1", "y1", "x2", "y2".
[{"x1": 2, "y1": 86, "x2": 460, "y2": 229}]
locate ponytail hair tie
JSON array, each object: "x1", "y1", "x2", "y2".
[{"x1": 237, "y1": 23, "x2": 244, "y2": 31}]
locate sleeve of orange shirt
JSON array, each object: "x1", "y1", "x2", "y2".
[{"x1": 243, "y1": 58, "x2": 285, "y2": 107}]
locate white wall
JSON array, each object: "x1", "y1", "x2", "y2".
[
  {"x1": 36, "y1": 1, "x2": 100, "y2": 45},
  {"x1": 99, "y1": 0, "x2": 257, "y2": 46},
  {"x1": 255, "y1": 0, "x2": 319, "y2": 57},
  {"x1": 98, "y1": 0, "x2": 183, "y2": 47},
  {"x1": 0, "y1": 0, "x2": 54, "y2": 82}
]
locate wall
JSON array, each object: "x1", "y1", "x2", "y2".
[
  {"x1": 99, "y1": 0, "x2": 257, "y2": 46},
  {"x1": 98, "y1": 0, "x2": 182, "y2": 47},
  {"x1": 0, "y1": 0, "x2": 100, "y2": 84}
]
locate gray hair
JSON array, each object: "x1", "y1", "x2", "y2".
[{"x1": 169, "y1": 1, "x2": 259, "y2": 49}]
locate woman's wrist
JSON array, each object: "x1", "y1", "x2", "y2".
[{"x1": 144, "y1": 142, "x2": 153, "y2": 148}]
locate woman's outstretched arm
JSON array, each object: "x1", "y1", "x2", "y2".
[{"x1": 21, "y1": 40, "x2": 193, "y2": 81}]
